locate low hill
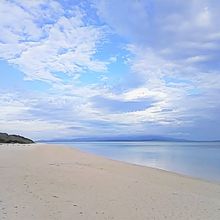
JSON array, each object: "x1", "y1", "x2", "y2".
[
  {"x1": 0, "y1": 133, "x2": 34, "y2": 144},
  {"x1": 39, "y1": 135, "x2": 186, "y2": 142}
]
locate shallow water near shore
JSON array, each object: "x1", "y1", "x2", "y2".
[{"x1": 54, "y1": 141, "x2": 220, "y2": 182}]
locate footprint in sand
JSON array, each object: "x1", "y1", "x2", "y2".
[{"x1": 52, "y1": 195, "x2": 59, "y2": 198}]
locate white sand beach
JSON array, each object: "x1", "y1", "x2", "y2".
[{"x1": 0, "y1": 143, "x2": 220, "y2": 220}]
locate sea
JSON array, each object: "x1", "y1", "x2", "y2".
[{"x1": 55, "y1": 141, "x2": 220, "y2": 183}]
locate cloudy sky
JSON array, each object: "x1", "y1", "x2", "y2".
[{"x1": 0, "y1": 0, "x2": 220, "y2": 141}]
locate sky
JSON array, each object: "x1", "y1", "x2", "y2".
[{"x1": 0, "y1": 0, "x2": 220, "y2": 141}]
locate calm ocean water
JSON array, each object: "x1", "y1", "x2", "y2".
[{"x1": 56, "y1": 141, "x2": 220, "y2": 182}]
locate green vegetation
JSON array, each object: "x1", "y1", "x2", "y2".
[{"x1": 0, "y1": 133, "x2": 34, "y2": 144}]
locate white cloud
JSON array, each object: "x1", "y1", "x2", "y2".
[
  {"x1": 122, "y1": 87, "x2": 167, "y2": 101},
  {"x1": 1, "y1": 0, "x2": 220, "y2": 140},
  {"x1": 94, "y1": 0, "x2": 220, "y2": 67},
  {"x1": 122, "y1": 44, "x2": 220, "y2": 130},
  {"x1": 0, "y1": 0, "x2": 107, "y2": 82},
  {"x1": 92, "y1": 0, "x2": 220, "y2": 136},
  {"x1": 0, "y1": 93, "x2": 31, "y2": 120}
]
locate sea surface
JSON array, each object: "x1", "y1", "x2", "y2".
[{"x1": 56, "y1": 141, "x2": 220, "y2": 182}]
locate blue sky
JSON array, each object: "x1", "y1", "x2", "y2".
[{"x1": 0, "y1": 0, "x2": 220, "y2": 140}]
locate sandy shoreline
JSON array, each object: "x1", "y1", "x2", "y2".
[{"x1": 0, "y1": 144, "x2": 220, "y2": 220}]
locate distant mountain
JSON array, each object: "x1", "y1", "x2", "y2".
[
  {"x1": 0, "y1": 133, "x2": 34, "y2": 144},
  {"x1": 39, "y1": 135, "x2": 187, "y2": 143}
]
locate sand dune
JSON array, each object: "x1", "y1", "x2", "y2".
[{"x1": 0, "y1": 144, "x2": 220, "y2": 220}]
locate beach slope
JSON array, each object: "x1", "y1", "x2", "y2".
[{"x1": 0, "y1": 144, "x2": 220, "y2": 220}]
